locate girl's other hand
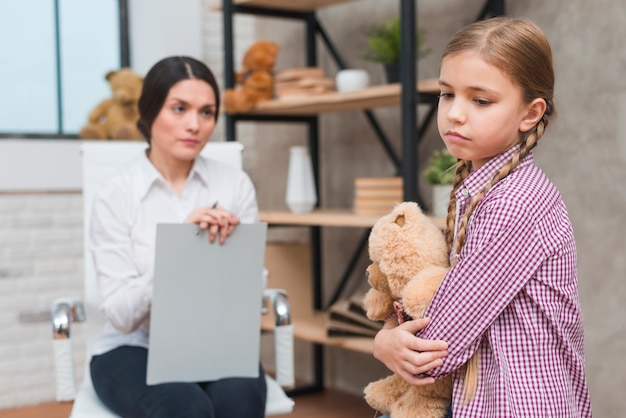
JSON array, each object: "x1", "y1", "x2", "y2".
[
  {"x1": 373, "y1": 317, "x2": 448, "y2": 386},
  {"x1": 185, "y1": 203, "x2": 240, "y2": 244}
]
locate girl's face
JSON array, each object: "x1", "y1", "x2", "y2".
[
  {"x1": 437, "y1": 51, "x2": 544, "y2": 170},
  {"x1": 149, "y1": 78, "x2": 217, "y2": 164}
]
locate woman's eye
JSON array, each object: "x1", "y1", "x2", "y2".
[
  {"x1": 173, "y1": 105, "x2": 185, "y2": 113},
  {"x1": 474, "y1": 98, "x2": 491, "y2": 106},
  {"x1": 438, "y1": 92, "x2": 453, "y2": 100},
  {"x1": 202, "y1": 108, "x2": 215, "y2": 117}
]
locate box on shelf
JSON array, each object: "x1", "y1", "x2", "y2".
[
  {"x1": 353, "y1": 177, "x2": 403, "y2": 216},
  {"x1": 274, "y1": 67, "x2": 336, "y2": 99}
]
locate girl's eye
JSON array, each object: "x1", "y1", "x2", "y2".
[
  {"x1": 474, "y1": 98, "x2": 491, "y2": 106},
  {"x1": 438, "y1": 92, "x2": 454, "y2": 100},
  {"x1": 202, "y1": 108, "x2": 215, "y2": 117},
  {"x1": 173, "y1": 105, "x2": 185, "y2": 113}
]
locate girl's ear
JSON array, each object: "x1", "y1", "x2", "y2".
[{"x1": 519, "y1": 98, "x2": 547, "y2": 133}]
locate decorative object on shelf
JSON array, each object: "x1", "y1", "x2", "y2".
[
  {"x1": 223, "y1": 40, "x2": 280, "y2": 114},
  {"x1": 335, "y1": 69, "x2": 370, "y2": 92},
  {"x1": 423, "y1": 148, "x2": 457, "y2": 218},
  {"x1": 361, "y1": 16, "x2": 430, "y2": 84},
  {"x1": 285, "y1": 146, "x2": 317, "y2": 213},
  {"x1": 362, "y1": 202, "x2": 460, "y2": 418},
  {"x1": 326, "y1": 292, "x2": 382, "y2": 338},
  {"x1": 353, "y1": 177, "x2": 403, "y2": 216},
  {"x1": 79, "y1": 68, "x2": 144, "y2": 140},
  {"x1": 274, "y1": 67, "x2": 336, "y2": 98}
]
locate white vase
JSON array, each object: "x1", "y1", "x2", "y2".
[
  {"x1": 285, "y1": 146, "x2": 317, "y2": 213},
  {"x1": 432, "y1": 184, "x2": 453, "y2": 218}
]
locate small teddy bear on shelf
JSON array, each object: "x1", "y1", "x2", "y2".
[
  {"x1": 223, "y1": 40, "x2": 280, "y2": 114},
  {"x1": 363, "y1": 202, "x2": 478, "y2": 418},
  {"x1": 79, "y1": 68, "x2": 144, "y2": 140}
]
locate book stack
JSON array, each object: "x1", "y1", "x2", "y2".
[
  {"x1": 274, "y1": 67, "x2": 336, "y2": 99},
  {"x1": 326, "y1": 292, "x2": 383, "y2": 338},
  {"x1": 353, "y1": 177, "x2": 403, "y2": 216}
]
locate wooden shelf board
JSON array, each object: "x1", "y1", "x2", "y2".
[
  {"x1": 260, "y1": 208, "x2": 446, "y2": 229},
  {"x1": 234, "y1": 0, "x2": 357, "y2": 11},
  {"x1": 245, "y1": 80, "x2": 440, "y2": 116},
  {"x1": 262, "y1": 312, "x2": 374, "y2": 354},
  {"x1": 260, "y1": 209, "x2": 381, "y2": 228}
]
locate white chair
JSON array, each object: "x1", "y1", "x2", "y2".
[{"x1": 51, "y1": 140, "x2": 295, "y2": 417}]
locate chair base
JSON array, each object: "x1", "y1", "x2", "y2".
[{"x1": 69, "y1": 374, "x2": 294, "y2": 417}]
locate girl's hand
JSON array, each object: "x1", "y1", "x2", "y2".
[
  {"x1": 373, "y1": 317, "x2": 448, "y2": 386},
  {"x1": 185, "y1": 203, "x2": 240, "y2": 244}
]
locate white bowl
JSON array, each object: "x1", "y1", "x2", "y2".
[{"x1": 335, "y1": 69, "x2": 370, "y2": 92}]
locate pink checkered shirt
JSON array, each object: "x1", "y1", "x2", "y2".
[{"x1": 419, "y1": 146, "x2": 592, "y2": 417}]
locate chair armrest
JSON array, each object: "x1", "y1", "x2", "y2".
[
  {"x1": 263, "y1": 289, "x2": 291, "y2": 326},
  {"x1": 262, "y1": 289, "x2": 295, "y2": 389},
  {"x1": 51, "y1": 298, "x2": 86, "y2": 402}
]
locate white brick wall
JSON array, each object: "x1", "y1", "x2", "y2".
[{"x1": 0, "y1": 193, "x2": 86, "y2": 410}]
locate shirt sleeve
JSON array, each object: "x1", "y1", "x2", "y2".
[
  {"x1": 418, "y1": 198, "x2": 546, "y2": 379},
  {"x1": 234, "y1": 170, "x2": 259, "y2": 224},
  {"x1": 89, "y1": 179, "x2": 152, "y2": 334}
]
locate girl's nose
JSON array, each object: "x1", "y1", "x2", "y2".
[{"x1": 446, "y1": 99, "x2": 466, "y2": 124}]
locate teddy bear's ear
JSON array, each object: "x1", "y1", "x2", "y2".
[
  {"x1": 394, "y1": 214, "x2": 406, "y2": 227},
  {"x1": 105, "y1": 70, "x2": 118, "y2": 81}
]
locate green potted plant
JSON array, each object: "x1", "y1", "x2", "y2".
[
  {"x1": 423, "y1": 148, "x2": 457, "y2": 217},
  {"x1": 362, "y1": 17, "x2": 431, "y2": 84}
]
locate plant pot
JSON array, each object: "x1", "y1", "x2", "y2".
[
  {"x1": 383, "y1": 63, "x2": 399, "y2": 84},
  {"x1": 432, "y1": 184, "x2": 453, "y2": 218}
]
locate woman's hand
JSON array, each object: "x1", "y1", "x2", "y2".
[
  {"x1": 185, "y1": 203, "x2": 240, "y2": 244},
  {"x1": 373, "y1": 317, "x2": 448, "y2": 386}
]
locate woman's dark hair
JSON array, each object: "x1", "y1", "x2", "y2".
[{"x1": 137, "y1": 56, "x2": 220, "y2": 141}]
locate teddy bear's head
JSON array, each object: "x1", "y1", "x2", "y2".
[
  {"x1": 242, "y1": 40, "x2": 280, "y2": 72},
  {"x1": 105, "y1": 68, "x2": 143, "y2": 106},
  {"x1": 364, "y1": 202, "x2": 449, "y2": 320}
]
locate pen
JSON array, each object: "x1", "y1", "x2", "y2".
[{"x1": 196, "y1": 201, "x2": 219, "y2": 236}]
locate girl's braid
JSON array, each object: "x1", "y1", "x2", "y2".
[{"x1": 444, "y1": 160, "x2": 470, "y2": 252}]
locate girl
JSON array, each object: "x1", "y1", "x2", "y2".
[
  {"x1": 373, "y1": 17, "x2": 592, "y2": 417},
  {"x1": 89, "y1": 56, "x2": 266, "y2": 418}
]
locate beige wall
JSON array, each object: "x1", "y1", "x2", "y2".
[{"x1": 234, "y1": 0, "x2": 626, "y2": 415}]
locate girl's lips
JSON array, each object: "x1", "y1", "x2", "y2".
[
  {"x1": 445, "y1": 131, "x2": 469, "y2": 142},
  {"x1": 180, "y1": 139, "x2": 199, "y2": 145}
]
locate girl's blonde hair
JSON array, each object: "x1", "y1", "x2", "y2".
[{"x1": 441, "y1": 17, "x2": 556, "y2": 403}]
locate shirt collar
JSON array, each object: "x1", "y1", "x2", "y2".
[
  {"x1": 134, "y1": 152, "x2": 206, "y2": 200},
  {"x1": 458, "y1": 145, "x2": 534, "y2": 199}
]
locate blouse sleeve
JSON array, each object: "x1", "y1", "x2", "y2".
[
  {"x1": 89, "y1": 180, "x2": 152, "y2": 334},
  {"x1": 234, "y1": 170, "x2": 259, "y2": 224},
  {"x1": 418, "y1": 198, "x2": 546, "y2": 379}
]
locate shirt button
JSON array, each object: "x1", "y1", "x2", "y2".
[{"x1": 461, "y1": 188, "x2": 469, "y2": 196}]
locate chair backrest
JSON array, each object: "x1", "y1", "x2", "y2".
[{"x1": 80, "y1": 140, "x2": 244, "y2": 352}]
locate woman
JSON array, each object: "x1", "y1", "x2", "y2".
[{"x1": 89, "y1": 56, "x2": 266, "y2": 418}]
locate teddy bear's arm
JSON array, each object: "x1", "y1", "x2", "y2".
[
  {"x1": 88, "y1": 99, "x2": 114, "y2": 123},
  {"x1": 402, "y1": 266, "x2": 450, "y2": 320},
  {"x1": 363, "y1": 288, "x2": 395, "y2": 321}
]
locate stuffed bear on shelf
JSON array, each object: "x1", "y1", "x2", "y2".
[
  {"x1": 79, "y1": 68, "x2": 144, "y2": 140},
  {"x1": 223, "y1": 40, "x2": 280, "y2": 114}
]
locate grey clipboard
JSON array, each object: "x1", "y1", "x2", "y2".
[{"x1": 146, "y1": 223, "x2": 267, "y2": 385}]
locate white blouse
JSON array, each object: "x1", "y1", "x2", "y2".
[{"x1": 89, "y1": 153, "x2": 258, "y2": 355}]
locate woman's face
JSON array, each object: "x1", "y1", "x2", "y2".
[{"x1": 149, "y1": 78, "x2": 217, "y2": 163}]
